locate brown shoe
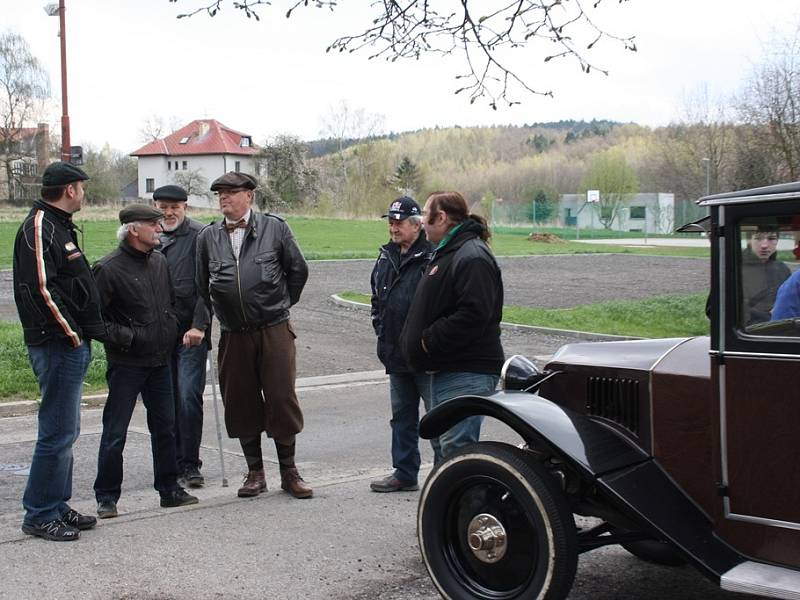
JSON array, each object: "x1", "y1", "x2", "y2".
[
  {"x1": 237, "y1": 469, "x2": 267, "y2": 498},
  {"x1": 280, "y1": 467, "x2": 313, "y2": 499}
]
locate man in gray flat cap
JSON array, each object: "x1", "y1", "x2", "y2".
[
  {"x1": 196, "y1": 171, "x2": 312, "y2": 499},
  {"x1": 93, "y1": 204, "x2": 198, "y2": 518},
  {"x1": 13, "y1": 162, "x2": 105, "y2": 541},
  {"x1": 153, "y1": 184, "x2": 211, "y2": 489}
]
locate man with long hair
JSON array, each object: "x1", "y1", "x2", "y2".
[{"x1": 400, "y1": 191, "x2": 504, "y2": 459}]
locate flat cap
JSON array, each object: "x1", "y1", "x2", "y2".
[
  {"x1": 210, "y1": 172, "x2": 257, "y2": 191},
  {"x1": 152, "y1": 184, "x2": 188, "y2": 202},
  {"x1": 41, "y1": 162, "x2": 89, "y2": 187},
  {"x1": 119, "y1": 204, "x2": 165, "y2": 224}
]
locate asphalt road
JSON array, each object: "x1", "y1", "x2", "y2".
[{"x1": 0, "y1": 254, "x2": 749, "y2": 600}]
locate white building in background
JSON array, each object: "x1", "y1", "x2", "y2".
[
  {"x1": 560, "y1": 192, "x2": 676, "y2": 234},
  {"x1": 130, "y1": 119, "x2": 259, "y2": 207}
]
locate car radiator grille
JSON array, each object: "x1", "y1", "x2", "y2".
[{"x1": 586, "y1": 377, "x2": 640, "y2": 434}]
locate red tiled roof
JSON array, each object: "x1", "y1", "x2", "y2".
[{"x1": 130, "y1": 119, "x2": 259, "y2": 157}]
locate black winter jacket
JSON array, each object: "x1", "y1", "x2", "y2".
[
  {"x1": 159, "y1": 217, "x2": 211, "y2": 345},
  {"x1": 196, "y1": 212, "x2": 308, "y2": 332},
  {"x1": 92, "y1": 241, "x2": 178, "y2": 367},
  {"x1": 370, "y1": 232, "x2": 432, "y2": 373},
  {"x1": 400, "y1": 218, "x2": 504, "y2": 374},
  {"x1": 13, "y1": 200, "x2": 105, "y2": 347},
  {"x1": 741, "y1": 248, "x2": 791, "y2": 325}
]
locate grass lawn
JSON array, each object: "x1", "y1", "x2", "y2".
[
  {"x1": 0, "y1": 212, "x2": 708, "y2": 269},
  {"x1": 339, "y1": 291, "x2": 710, "y2": 339},
  {"x1": 0, "y1": 322, "x2": 108, "y2": 400}
]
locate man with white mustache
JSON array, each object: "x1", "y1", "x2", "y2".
[{"x1": 154, "y1": 185, "x2": 211, "y2": 489}]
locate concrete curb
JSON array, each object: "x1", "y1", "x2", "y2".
[
  {"x1": 0, "y1": 370, "x2": 389, "y2": 418},
  {"x1": 330, "y1": 294, "x2": 643, "y2": 342}
]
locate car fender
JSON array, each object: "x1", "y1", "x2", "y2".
[
  {"x1": 419, "y1": 390, "x2": 648, "y2": 478},
  {"x1": 419, "y1": 390, "x2": 745, "y2": 580}
]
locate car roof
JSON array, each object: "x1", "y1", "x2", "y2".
[{"x1": 699, "y1": 181, "x2": 800, "y2": 206}]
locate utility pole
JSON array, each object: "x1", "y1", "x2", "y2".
[{"x1": 45, "y1": 1, "x2": 70, "y2": 163}]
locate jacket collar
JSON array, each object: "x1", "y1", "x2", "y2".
[
  {"x1": 119, "y1": 239, "x2": 153, "y2": 260},
  {"x1": 34, "y1": 199, "x2": 74, "y2": 227}
]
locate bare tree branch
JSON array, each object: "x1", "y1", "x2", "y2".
[{"x1": 168, "y1": 0, "x2": 636, "y2": 108}]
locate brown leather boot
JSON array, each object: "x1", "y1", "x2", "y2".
[
  {"x1": 280, "y1": 467, "x2": 313, "y2": 499},
  {"x1": 237, "y1": 469, "x2": 267, "y2": 497}
]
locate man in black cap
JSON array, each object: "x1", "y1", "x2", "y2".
[
  {"x1": 13, "y1": 162, "x2": 105, "y2": 541},
  {"x1": 153, "y1": 184, "x2": 211, "y2": 488},
  {"x1": 92, "y1": 204, "x2": 198, "y2": 518},
  {"x1": 196, "y1": 172, "x2": 312, "y2": 499},
  {"x1": 369, "y1": 197, "x2": 437, "y2": 492}
]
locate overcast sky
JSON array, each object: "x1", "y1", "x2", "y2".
[{"x1": 5, "y1": 0, "x2": 800, "y2": 154}]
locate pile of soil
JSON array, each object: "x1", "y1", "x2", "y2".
[{"x1": 528, "y1": 232, "x2": 566, "y2": 243}]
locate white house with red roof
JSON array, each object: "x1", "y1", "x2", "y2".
[{"x1": 130, "y1": 119, "x2": 259, "y2": 206}]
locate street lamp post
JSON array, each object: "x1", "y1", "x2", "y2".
[{"x1": 45, "y1": 1, "x2": 70, "y2": 163}]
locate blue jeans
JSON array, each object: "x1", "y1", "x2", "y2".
[
  {"x1": 170, "y1": 343, "x2": 208, "y2": 471},
  {"x1": 23, "y1": 340, "x2": 91, "y2": 525},
  {"x1": 422, "y1": 371, "x2": 499, "y2": 462},
  {"x1": 388, "y1": 372, "x2": 442, "y2": 483},
  {"x1": 94, "y1": 363, "x2": 179, "y2": 502}
]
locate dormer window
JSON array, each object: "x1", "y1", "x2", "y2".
[
  {"x1": 179, "y1": 136, "x2": 190, "y2": 144},
  {"x1": 240, "y1": 137, "x2": 251, "y2": 148}
]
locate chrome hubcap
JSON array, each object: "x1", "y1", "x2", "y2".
[{"x1": 467, "y1": 513, "x2": 507, "y2": 563}]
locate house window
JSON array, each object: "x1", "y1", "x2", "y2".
[
  {"x1": 167, "y1": 161, "x2": 171, "y2": 171},
  {"x1": 146, "y1": 178, "x2": 155, "y2": 193},
  {"x1": 182, "y1": 161, "x2": 188, "y2": 170},
  {"x1": 630, "y1": 206, "x2": 646, "y2": 219},
  {"x1": 235, "y1": 161, "x2": 241, "y2": 173},
  {"x1": 240, "y1": 137, "x2": 250, "y2": 147},
  {"x1": 179, "y1": 136, "x2": 190, "y2": 144},
  {"x1": 175, "y1": 161, "x2": 179, "y2": 170}
]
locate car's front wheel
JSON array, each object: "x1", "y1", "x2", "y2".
[{"x1": 418, "y1": 442, "x2": 577, "y2": 600}]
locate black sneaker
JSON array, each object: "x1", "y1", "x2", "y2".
[
  {"x1": 62, "y1": 508, "x2": 97, "y2": 530},
  {"x1": 160, "y1": 488, "x2": 199, "y2": 508},
  {"x1": 184, "y1": 466, "x2": 205, "y2": 488},
  {"x1": 21, "y1": 519, "x2": 80, "y2": 541},
  {"x1": 97, "y1": 500, "x2": 118, "y2": 519}
]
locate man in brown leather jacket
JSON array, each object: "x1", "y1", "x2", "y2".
[{"x1": 195, "y1": 172, "x2": 312, "y2": 499}]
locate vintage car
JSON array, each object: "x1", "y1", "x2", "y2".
[{"x1": 417, "y1": 182, "x2": 800, "y2": 599}]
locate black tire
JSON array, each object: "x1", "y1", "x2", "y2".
[
  {"x1": 418, "y1": 442, "x2": 578, "y2": 600},
  {"x1": 621, "y1": 539, "x2": 686, "y2": 566}
]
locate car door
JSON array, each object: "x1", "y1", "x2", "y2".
[{"x1": 712, "y1": 198, "x2": 800, "y2": 566}]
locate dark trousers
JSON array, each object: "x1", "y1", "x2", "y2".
[
  {"x1": 170, "y1": 343, "x2": 208, "y2": 471},
  {"x1": 218, "y1": 321, "x2": 303, "y2": 440},
  {"x1": 94, "y1": 363, "x2": 180, "y2": 502}
]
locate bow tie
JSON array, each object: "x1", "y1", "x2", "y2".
[{"x1": 224, "y1": 219, "x2": 248, "y2": 233}]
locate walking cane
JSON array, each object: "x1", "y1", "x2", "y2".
[{"x1": 207, "y1": 358, "x2": 229, "y2": 487}]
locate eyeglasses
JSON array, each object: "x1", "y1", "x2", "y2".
[{"x1": 215, "y1": 188, "x2": 248, "y2": 197}]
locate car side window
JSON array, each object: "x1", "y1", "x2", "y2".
[{"x1": 736, "y1": 216, "x2": 800, "y2": 336}]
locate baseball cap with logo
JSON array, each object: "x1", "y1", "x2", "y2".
[{"x1": 382, "y1": 196, "x2": 421, "y2": 221}]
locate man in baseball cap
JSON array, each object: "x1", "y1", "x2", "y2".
[
  {"x1": 153, "y1": 184, "x2": 212, "y2": 489},
  {"x1": 369, "y1": 196, "x2": 435, "y2": 493}
]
